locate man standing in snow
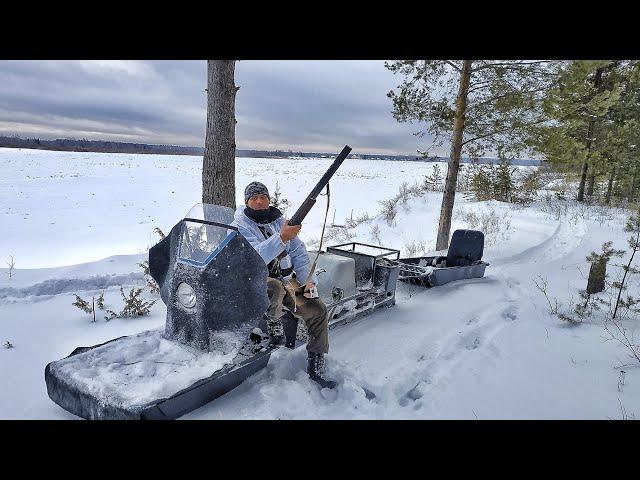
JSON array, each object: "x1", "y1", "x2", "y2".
[{"x1": 232, "y1": 181, "x2": 337, "y2": 389}]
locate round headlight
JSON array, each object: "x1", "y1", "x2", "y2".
[{"x1": 176, "y1": 282, "x2": 196, "y2": 308}]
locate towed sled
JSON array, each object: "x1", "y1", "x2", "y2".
[{"x1": 397, "y1": 229, "x2": 489, "y2": 287}]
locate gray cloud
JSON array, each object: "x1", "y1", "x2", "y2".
[{"x1": 0, "y1": 60, "x2": 445, "y2": 156}]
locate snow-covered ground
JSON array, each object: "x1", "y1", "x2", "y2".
[{"x1": 1, "y1": 147, "x2": 638, "y2": 419}]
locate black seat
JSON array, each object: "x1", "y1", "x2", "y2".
[{"x1": 446, "y1": 230, "x2": 484, "y2": 267}]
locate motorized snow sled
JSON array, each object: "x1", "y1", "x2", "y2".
[
  {"x1": 44, "y1": 146, "x2": 358, "y2": 420},
  {"x1": 44, "y1": 145, "x2": 489, "y2": 420},
  {"x1": 396, "y1": 229, "x2": 489, "y2": 287},
  {"x1": 44, "y1": 202, "x2": 278, "y2": 419}
]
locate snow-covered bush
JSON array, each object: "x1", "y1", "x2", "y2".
[
  {"x1": 396, "y1": 182, "x2": 412, "y2": 205},
  {"x1": 104, "y1": 286, "x2": 156, "y2": 321},
  {"x1": 516, "y1": 169, "x2": 541, "y2": 204},
  {"x1": 422, "y1": 164, "x2": 444, "y2": 192},
  {"x1": 456, "y1": 164, "x2": 472, "y2": 192},
  {"x1": 534, "y1": 227, "x2": 640, "y2": 366},
  {"x1": 72, "y1": 294, "x2": 96, "y2": 322},
  {"x1": 73, "y1": 282, "x2": 155, "y2": 322},
  {"x1": 270, "y1": 181, "x2": 291, "y2": 214},
  {"x1": 137, "y1": 260, "x2": 160, "y2": 295},
  {"x1": 72, "y1": 291, "x2": 107, "y2": 322},
  {"x1": 458, "y1": 207, "x2": 512, "y2": 247},
  {"x1": 370, "y1": 224, "x2": 382, "y2": 245},
  {"x1": 534, "y1": 242, "x2": 625, "y2": 325},
  {"x1": 532, "y1": 275, "x2": 584, "y2": 325},
  {"x1": 404, "y1": 240, "x2": 427, "y2": 257},
  {"x1": 379, "y1": 198, "x2": 399, "y2": 226},
  {"x1": 539, "y1": 192, "x2": 570, "y2": 220},
  {"x1": 570, "y1": 242, "x2": 626, "y2": 323},
  {"x1": 325, "y1": 225, "x2": 355, "y2": 244},
  {"x1": 467, "y1": 160, "x2": 539, "y2": 204},
  {"x1": 344, "y1": 211, "x2": 372, "y2": 229},
  {"x1": 96, "y1": 290, "x2": 105, "y2": 310}
]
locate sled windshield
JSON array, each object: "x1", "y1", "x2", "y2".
[{"x1": 178, "y1": 203, "x2": 237, "y2": 267}]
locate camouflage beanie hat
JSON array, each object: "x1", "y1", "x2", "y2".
[{"x1": 244, "y1": 181, "x2": 270, "y2": 204}]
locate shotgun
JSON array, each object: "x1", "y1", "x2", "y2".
[{"x1": 287, "y1": 145, "x2": 352, "y2": 226}]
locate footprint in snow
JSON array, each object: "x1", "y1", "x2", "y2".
[
  {"x1": 466, "y1": 315, "x2": 479, "y2": 325},
  {"x1": 406, "y1": 382, "x2": 426, "y2": 400},
  {"x1": 465, "y1": 337, "x2": 481, "y2": 350},
  {"x1": 399, "y1": 379, "x2": 430, "y2": 406},
  {"x1": 501, "y1": 305, "x2": 518, "y2": 322}
]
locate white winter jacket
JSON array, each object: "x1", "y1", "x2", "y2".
[{"x1": 231, "y1": 205, "x2": 318, "y2": 285}]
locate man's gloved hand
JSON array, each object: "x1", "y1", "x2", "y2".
[
  {"x1": 303, "y1": 282, "x2": 319, "y2": 299},
  {"x1": 280, "y1": 220, "x2": 302, "y2": 242}
]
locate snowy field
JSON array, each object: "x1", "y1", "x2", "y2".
[{"x1": 1, "y1": 147, "x2": 639, "y2": 419}]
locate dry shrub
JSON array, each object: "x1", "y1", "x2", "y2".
[
  {"x1": 404, "y1": 240, "x2": 427, "y2": 257},
  {"x1": 379, "y1": 198, "x2": 399, "y2": 226},
  {"x1": 458, "y1": 207, "x2": 512, "y2": 247}
]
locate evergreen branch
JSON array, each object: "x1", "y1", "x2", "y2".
[
  {"x1": 444, "y1": 60, "x2": 462, "y2": 73},
  {"x1": 471, "y1": 61, "x2": 554, "y2": 73},
  {"x1": 463, "y1": 113, "x2": 548, "y2": 147},
  {"x1": 467, "y1": 80, "x2": 493, "y2": 94},
  {"x1": 467, "y1": 86, "x2": 550, "y2": 115}
]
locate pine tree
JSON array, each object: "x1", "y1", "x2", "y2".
[
  {"x1": 493, "y1": 150, "x2": 516, "y2": 202},
  {"x1": 387, "y1": 60, "x2": 557, "y2": 249},
  {"x1": 533, "y1": 61, "x2": 625, "y2": 202}
]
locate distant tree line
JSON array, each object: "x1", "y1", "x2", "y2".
[
  {"x1": 0, "y1": 136, "x2": 204, "y2": 156},
  {"x1": 0, "y1": 135, "x2": 539, "y2": 165}
]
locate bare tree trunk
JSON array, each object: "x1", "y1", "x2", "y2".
[
  {"x1": 202, "y1": 60, "x2": 238, "y2": 209},
  {"x1": 629, "y1": 171, "x2": 637, "y2": 202},
  {"x1": 605, "y1": 167, "x2": 616, "y2": 205},
  {"x1": 436, "y1": 60, "x2": 472, "y2": 251},
  {"x1": 577, "y1": 161, "x2": 589, "y2": 202},
  {"x1": 586, "y1": 172, "x2": 596, "y2": 198},
  {"x1": 577, "y1": 67, "x2": 603, "y2": 202},
  {"x1": 613, "y1": 232, "x2": 639, "y2": 319}
]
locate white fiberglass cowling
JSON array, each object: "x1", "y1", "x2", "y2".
[{"x1": 178, "y1": 203, "x2": 237, "y2": 266}]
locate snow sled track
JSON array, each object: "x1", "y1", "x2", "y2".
[{"x1": 491, "y1": 218, "x2": 586, "y2": 268}]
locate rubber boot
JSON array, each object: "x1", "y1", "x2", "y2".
[
  {"x1": 307, "y1": 351, "x2": 337, "y2": 389},
  {"x1": 265, "y1": 314, "x2": 286, "y2": 347}
]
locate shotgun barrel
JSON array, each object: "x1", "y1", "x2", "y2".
[{"x1": 288, "y1": 145, "x2": 352, "y2": 226}]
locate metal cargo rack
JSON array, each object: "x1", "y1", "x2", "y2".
[{"x1": 326, "y1": 242, "x2": 400, "y2": 289}]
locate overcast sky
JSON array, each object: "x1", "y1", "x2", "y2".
[{"x1": 0, "y1": 60, "x2": 443, "y2": 156}]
